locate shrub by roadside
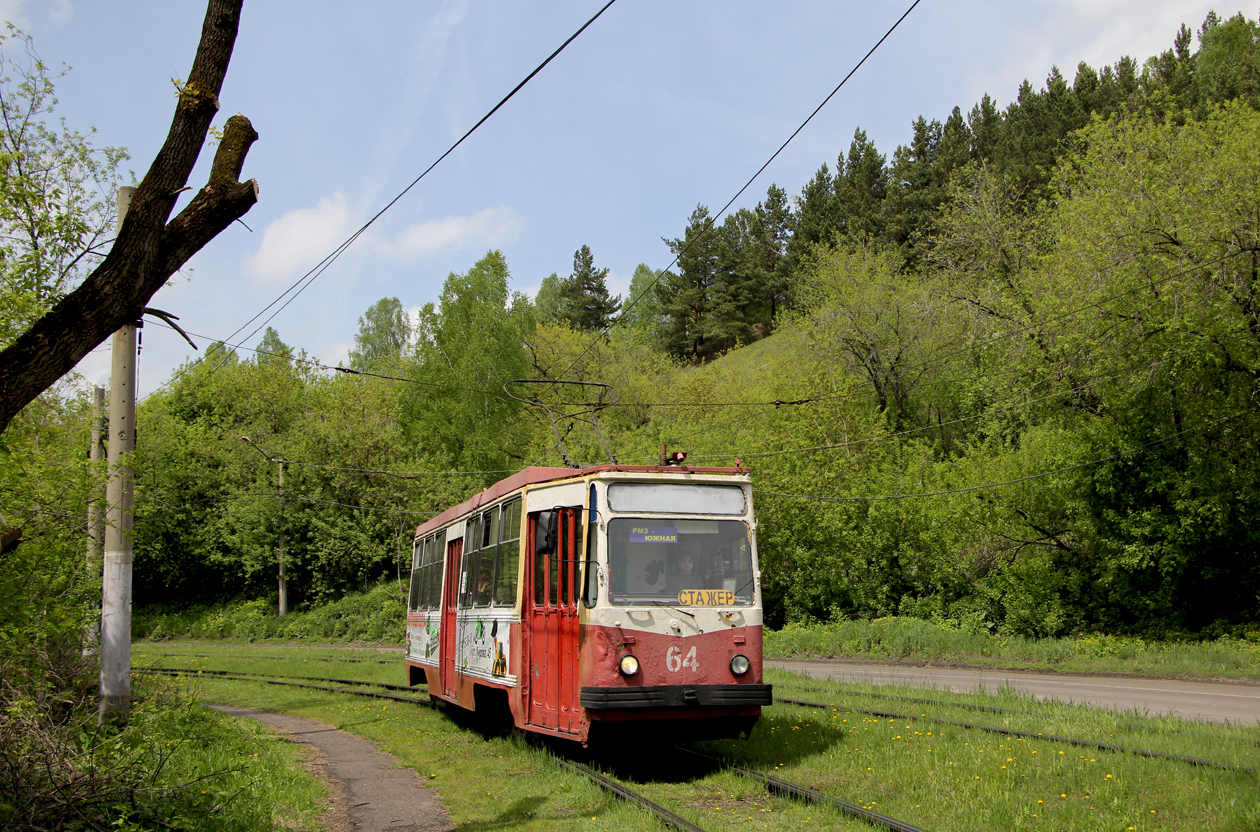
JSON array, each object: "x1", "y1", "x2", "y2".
[{"x1": 135, "y1": 582, "x2": 406, "y2": 645}]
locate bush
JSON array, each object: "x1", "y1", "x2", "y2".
[{"x1": 134, "y1": 582, "x2": 407, "y2": 645}]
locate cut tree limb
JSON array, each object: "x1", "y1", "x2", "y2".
[{"x1": 0, "y1": 0, "x2": 257, "y2": 434}]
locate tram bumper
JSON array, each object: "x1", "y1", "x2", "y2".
[{"x1": 580, "y1": 683, "x2": 772, "y2": 710}]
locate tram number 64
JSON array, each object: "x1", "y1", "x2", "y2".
[{"x1": 666, "y1": 646, "x2": 699, "y2": 672}]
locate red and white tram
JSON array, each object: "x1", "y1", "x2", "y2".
[{"x1": 404, "y1": 464, "x2": 771, "y2": 744}]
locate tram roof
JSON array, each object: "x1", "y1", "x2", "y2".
[{"x1": 413, "y1": 464, "x2": 749, "y2": 537}]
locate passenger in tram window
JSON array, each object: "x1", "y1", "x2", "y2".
[
  {"x1": 476, "y1": 562, "x2": 494, "y2": 605},
  {"x1": 667, "y1": 551, "x2": 704, "y2": 593}
]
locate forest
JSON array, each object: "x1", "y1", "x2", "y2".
[{"x1": 5, "y1": 10, "x2": 1260, "y2": 655}]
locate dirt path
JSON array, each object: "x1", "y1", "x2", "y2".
[{"x1": 212, "y1": 705, "x2": 454, "y2": 832}]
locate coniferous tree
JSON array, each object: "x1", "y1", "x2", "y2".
[
  {"x1": 833, "y1": 129, "x2": 889, "y2": 243},
  {"x1": 660, "y1": 205, "x2": 720, "y2": 359},
  {"x1": 557, "y1": 245, "x2": 620, "y2": 331}
]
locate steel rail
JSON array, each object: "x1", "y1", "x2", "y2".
[
  {"x1": 139, "y1": 665, "x2": 414, "y2": 691},
  {"x1": 680, "y1": 747, "x2": 931, "y2": 832},
  {"x1": 551, "y1": 756, "x2": 710, "y2": 832},
  {"x1": 136, "y1": 667, "x2": 431, "y2": 705},
  {"x1": 778, "y1": 696, "x2": 1256, "y2": 773},
  {"x1": 144, "y1": 666, "x2": 718, "y2": 831},
  {"x1": 790, "y1": 684, "x2": 1015, "y2": 714}
]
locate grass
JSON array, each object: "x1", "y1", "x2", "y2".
[
  {"x1": 134, "y1": 583, "x2": 407, "y2": 644},
  {"x1": 59, "y1": 676, "x2": 330, "y2": 832},
  {"x1": 142, "y1": 692, "x2": 330, "y2": 832},
  {"x1": 140, "y1": 583, "x2": 1260, "y2": 682},
  {"x1": 766, "y1": 617, "x2": 1260, "y2": 681},
  {"x1": 139, "y1": 641, "x2": 1260, "y2": 832}
]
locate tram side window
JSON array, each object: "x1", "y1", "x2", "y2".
[
  {"x1": 474, "y1": 506, "x2": 500, "y2": 607},
  {"x1": 495, "y1": 499, "x2": 522, "y2": 605},
  {"x1": 423, "y1": 534, "x2": 442, "y2": 609},
  {"x1": 583, "y1": 486, "x2": 598, "y2": 608},
  {"x1": 532, "y1": 511, "x2": 556, "y2": 606},
  {"x1": 408, "y1": 536, "x2": 424, "y2": 612},
  {"x1": 460, "y1": 515, "x2": 481, "y2": 607}
]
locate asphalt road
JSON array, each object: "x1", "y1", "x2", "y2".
[{"x1": 767, "y1": 660, "x2": 1260, "y2": 725}]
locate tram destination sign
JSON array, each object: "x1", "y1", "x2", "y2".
[
  {"x1": 677, "y1": 589, "x2": 737, "y2": 606},
  {"x1": 629, "y1": 526, "x2": 677, "y2": 543}
]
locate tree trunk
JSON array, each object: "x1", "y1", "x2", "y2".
[{"x1": 0, "y1": 0, "x2": 259, "y2": 435}]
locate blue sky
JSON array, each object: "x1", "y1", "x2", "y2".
[{"x1": 4, "y1": 0, "x2": 1232, "y2": 394}]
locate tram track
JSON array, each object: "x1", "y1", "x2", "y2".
[
  {"x1": 777, "y1": 695, "x2": 1255, "y2": 773},
  {"x1": 142, "y1": 664, "x2": 936, "y2": 832}
]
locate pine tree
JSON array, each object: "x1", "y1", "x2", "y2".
[
  {"x1": 556, "y1": 245, "x2": 620, "y2": 331},
  {"x1": 660, "y1": 205, "x2": 720, "y2": 359}
]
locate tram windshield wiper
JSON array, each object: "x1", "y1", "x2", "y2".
[{"x1": 649, "y1": 601, "x2": 696, "y2": 618}]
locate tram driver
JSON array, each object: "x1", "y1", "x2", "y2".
[{"x1": 666, "y1": 545, "x2": 705, "y2": 593}]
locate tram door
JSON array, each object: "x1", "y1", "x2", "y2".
[
  {"x1": 525, "y1": 507, "x2": 581, "y2": 733},
  {"x1": 439, "y1": 537, "x2": 463, "y2": 699}
]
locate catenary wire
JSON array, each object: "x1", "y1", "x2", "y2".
[
  {"x1": 139, "y1": 0, "x2": 619, "y2": 403},
  {"x1": 558, "y1": 0, "x2": 924, "y2": 379}
]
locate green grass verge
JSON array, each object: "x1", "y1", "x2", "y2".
[
  {"x1": 140, "y1": 641, "x2": 1260, "y2": 832},
  {"x1": 765, "y1": 617, "x2": 1260, "y2": 681},
  {"x1": 137, "y1": 584, "x2": 1260, "y2": 681}
]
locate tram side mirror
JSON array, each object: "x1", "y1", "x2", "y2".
[{"x1": 535, "y1": 510, "x2": 557, "y2": 555}]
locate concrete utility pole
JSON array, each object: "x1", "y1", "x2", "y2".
[
  {"x1": 242, "y1": 436, "x2": 287, "y2": 616},
  {"x1": 99, "y1": 186, "x2": 137, "y2": 728}
]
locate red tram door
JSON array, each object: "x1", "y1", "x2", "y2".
[
  {"x1": 439, "y1": 537, "x2": 462, "y2": 699},
  {"x1": 525, "y1": 507, "x2": 581, "y2": 734}
]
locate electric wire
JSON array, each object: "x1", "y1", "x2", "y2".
[
  {"x1": 558, "y1": 0, "x2": 925, "y2": 379},
  {"x1": 139, "y1": 0, "x2": 619, "y2": 402}
]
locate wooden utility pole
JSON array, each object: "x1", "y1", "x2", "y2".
[{"x1": 99, "y1": 187, "x2": 137, "y2": 728}]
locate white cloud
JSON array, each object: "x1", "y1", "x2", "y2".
[
  {"x1": 244, "y1": 198, "x2": 521, "y2": 283},
  {"x1": 0, "y1": 1, "x2": 27, "y2": 29},
  {"x1": 378, "y1": 206, "x2": 521, "y2": 261},
  {"x1": 320, "y1": 340, "x2": 352, "y2": 369},
  {"x1": 243, "y1": 192, "x2": 356, "y2": 282},
  {"x1": 973, "y1": 1, "x2": 1223, "y2": 106}
]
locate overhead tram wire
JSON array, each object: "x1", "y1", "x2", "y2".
[
  {"x1": 558, "y1": 0, "x2": 924, "y2": 380},
  {"x1": 140, "y1": 0, "x2": 620, "y2": 403}
]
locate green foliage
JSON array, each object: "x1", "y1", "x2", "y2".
[
  {"x1": 346, "y1": 296, "x2": 411, "y2": 371},
  {"x1": 533, "y1": 272, "x2": 563, "y2": 323},
  {"x1": 403, "y1": 250, "x2": 533, "y2": 472},
  {"x1": 70, "y1": 11, "x2": 1260, "y2": 645},
  {"x1": 135, "y1": 582, "x2": 407, "y2": 644},
  {"x1": 0, "y1": 26, "x2": 128, "y2": 348},
  {"x1": 0, "y1": 679, "x2": 326, "y2": 832}
]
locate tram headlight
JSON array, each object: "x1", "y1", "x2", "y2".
[
  {"x1": 730, "y1": 654, "x2": 751, "y2": 676},
  {"x1": 618, "y1": 655, "x2": 640, "y2": 676}
]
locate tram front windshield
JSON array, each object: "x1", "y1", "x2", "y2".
[{"x1": 607, "y1": 518, "x2": 755, "y2": 606}]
